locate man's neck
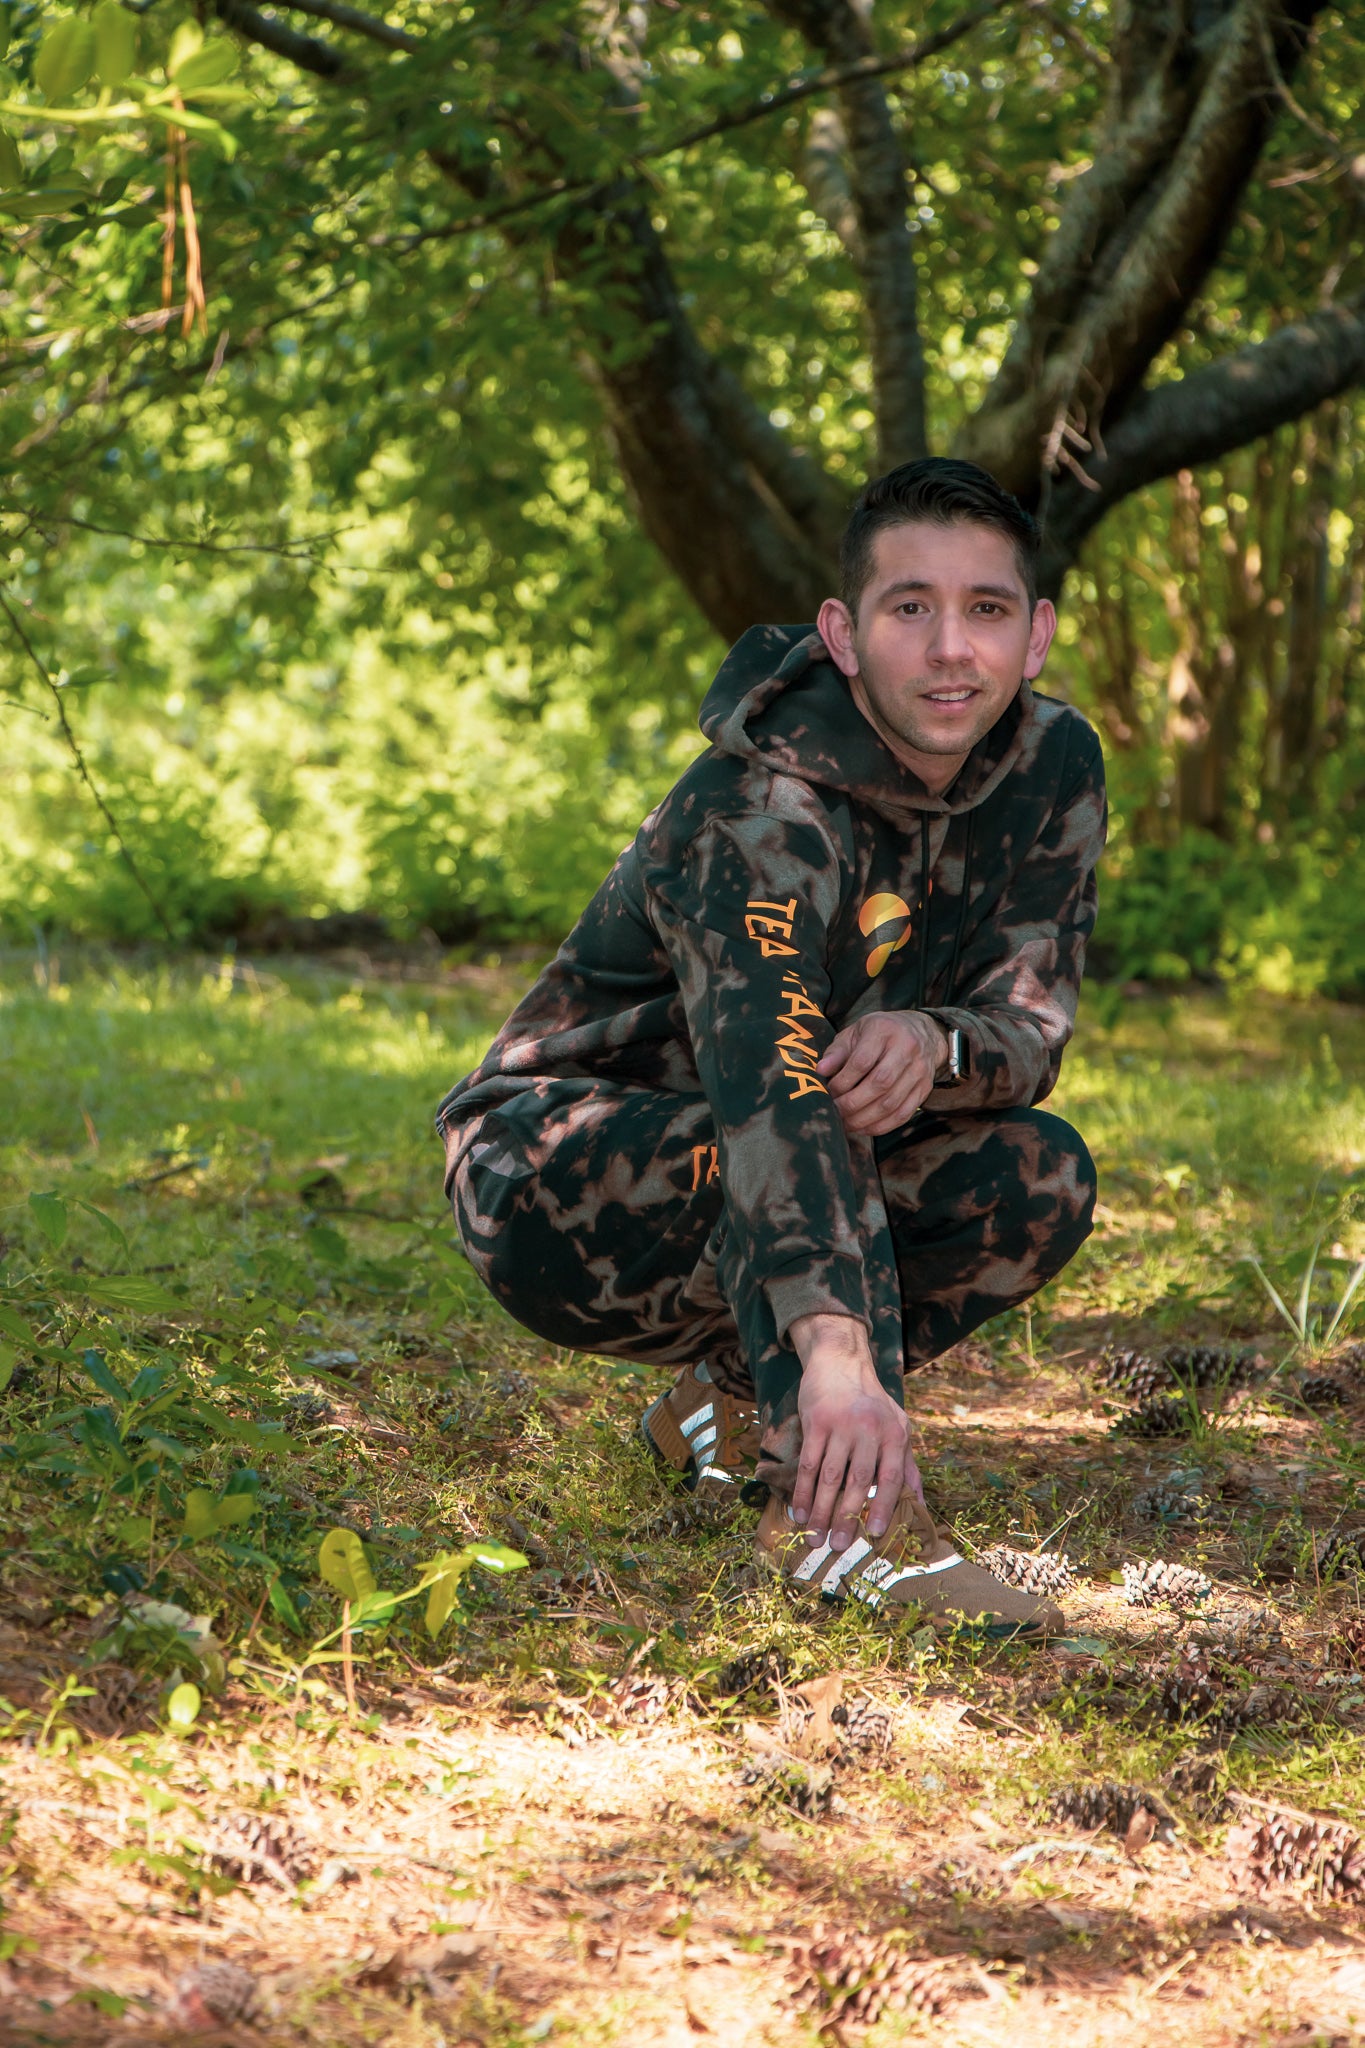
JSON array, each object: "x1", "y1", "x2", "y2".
[{"x1": 847, "y1": 672, "x2": 967, "y2": 797}]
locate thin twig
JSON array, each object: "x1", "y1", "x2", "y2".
[
  {"x1": 0, "y1": 588, "x2": 176, "y2": 942},
  {"x1": 32, "y1": 513, "x2": 342, "y2": 559},
  {"x1": 382, "y1": 0, "x2": 1014, "y2": 250}
]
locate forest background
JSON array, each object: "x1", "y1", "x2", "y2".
[{"x1": 2, "y1": 0, "x2": 1364, "y2": 996}]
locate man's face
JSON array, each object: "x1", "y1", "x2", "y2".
[{"x1": 817, "y1": 519, "x2": 1056, "y2": 787}]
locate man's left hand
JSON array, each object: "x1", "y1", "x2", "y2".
[{"x1": 817, "y1": 1011, "x2": 948, "y2": 1136}]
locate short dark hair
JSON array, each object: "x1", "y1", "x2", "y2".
[{"x1": 839, "y1": 456, "x2": 1040, "y2": 615}]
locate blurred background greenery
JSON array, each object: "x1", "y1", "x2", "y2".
[{"x1": 2, "y1": 0, "x2": 1363, "y2": 994}]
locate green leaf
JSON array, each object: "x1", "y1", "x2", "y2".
[
  {"x1": 165, "y1": 1680, "x2": 201, "y2": 1733},
  {"x1": 93, "y1": 0, "x2": 137, "y2": 89},
  {"x1": 79, "y1": 1349, "x2": 129, "y2": 1407},
  {"x1": 183, "y1": 1488, "x2": 258, "y2": 1540},
  {"x1": 307, "y1": 1223, "x2": 349, "y2": 1268},
  {"x1": 75, "y1": 1276, "x2": 180, "y2": 1314},
  {"x1": 421, "y1": 1551, "x2": 474, "y2": 1638},
  {"x1": 0, "y1": 1344, "x2": 14, "y2": 1394},
  {"x1": 350, "y1": 1588, "x2": 398, "y2": 1629},
  {"x1": 29, "y1": 1191, "x2": 68, "y2": 1250},
  {"x1": 72, "y1": 1200, "x2": 129, "y2": 1255},
  {"x1": 0, "y1": 182, "x2": 87, "y2": 220},
  {"x1": 33, "y1": 16, "x2": 96, "y2": 101},
  {"x1": 0, "y1": 1305, "x2": 35, "y2": 1346},
  {"x1": 267, "y1": 1577, "x2": 304, "y2": 1635},
  {"x1": 166, "y1": 21, "x2": 204, "y2": 78},
  {"x1": 115, "y1": 1513, "x2": 154, "y2": 1547},
  {"x1": 173, "y1": 41, "x2": 238, "y2": 92},
  {"x1": 318, "y1": 1527, "x2": 376, "y2": 1603},
  {"x1": 468, "y1": 1541, "x2": 529, "y2": 1575},
  {"x1": 0, "y1": 130, "x2": 19, "y2": 187}
]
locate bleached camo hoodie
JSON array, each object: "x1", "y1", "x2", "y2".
[{"x1": 437, "y1": 622, "x2": 1107, "y2": 1343}]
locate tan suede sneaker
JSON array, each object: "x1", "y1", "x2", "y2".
[
  {"x1": 641, "y1": 1361, "x2": 761, "y2": 1502},
  {"x1": 754, "y1": 1483, "x2": 1065, "y2": 1637}
]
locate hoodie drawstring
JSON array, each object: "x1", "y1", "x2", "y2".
[
  {"x1": 944, "y1": 808, "x2": 975, "y2": 1006},
  {"x1": 916, "y1": 809, "x2": 975, "y2": 1009},
  {"x1": 916, "y1": 824, "x2": 931, "y2": 1008}
]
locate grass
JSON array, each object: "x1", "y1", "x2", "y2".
[{"x1": 4, "y1": 946, "x2": 1365, "y2": 2044}]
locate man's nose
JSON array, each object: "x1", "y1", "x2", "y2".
[{"x1": 927, "y1": 608, "x2": 973, "y2": 663}]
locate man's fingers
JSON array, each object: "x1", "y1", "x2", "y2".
[
  {"x1": 902, "y1": 1440, "x2": 927, "y2": 1511},
  {"x1": 820, "y1": 1025, "x2": 883, "y2": 1089},
  {"x1": 866, "y1": 1427, "x2": 907, "y2": 1538},
  {"x1": 807, "y1": 1435, "x2": 855, "y2": 1545},
  {"x1": 815, "y1": 1032, "x2": 854, "y2": 1079},
  {"x1": 791, "y1": 1435, "x2": 827, "y2": 1527},
  {"x1": 828, "y1": 1042, "x2": 903, "y2": 1113},
  {"x1": 829, "y1": 1442, "x2": 879, "y2": 1552},
  {"x1": 842, "y1": 1077, "x2": 931, "y2": 1135}
]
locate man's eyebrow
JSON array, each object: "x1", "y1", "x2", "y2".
[{"x1": 879, "y1": 578, "x2": 1021, "y2": 601}]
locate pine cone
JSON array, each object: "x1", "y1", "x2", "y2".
[
  {"x1": 1208, "y1": 1684, "x2": 1306, "y2": 1736},
  {"x1": 210, "y1": 1810, "x2": 318, "y2": 1887},
  {"x1": 788, "y1": 1928, "x2": 947, "y2": 2027},
  {"x1": 1314, "y1": 1532, "x2": 1365, "y2": 1580},
  {"x1": 978, "y1": 1545, "x2": 1075, "y2": 1595},
  {"x1": 738, "y1": 1753, "x2": 834, "y2": 1820},
  {"x1": 1163, "y1": 1344, "x2": 1259, "y2": 1391},
  {"x1": 1160, "y1": 1652, "x2": 1217, "y2": 1723},
  {"x1": 1132, "y1": 1481, "x2": 1206, "y2": 1524},
  {"x1": 831, "y1": 1697, "x2": 893, "y2": 1759},
  {"x1": 1165, "y1": 1751, "x2": 1227, "y2": 1816},
  {"x1": 1200, "y1": 1607, "x2": 1283, "y2": 1660},
  {"x1": 608, "y1": 1674, "x2": 676, "y2": 1724},
  {"x1": 715, "y1": 1645, "x2": 790, "y2": 1699},
  {"x1": 1122, "y1": 1558, "x2": 1213, "y2": 1607},
  {"x1": 1115, "y1": 1396, "x2": 1193, "y2": 1439},
  {"x1": 1300, "y1": 1373, "x2": 1347, "y2": 1408},
  {"x1": 1228, "y1": 1810, "x2": 1365, "y2": 1899},
  {"x1": 1046, "y1": 1781, "x2": 1175, "y2": 1844},
  {"x1": 282, "y1": 1390, "x2": 334, "y2": 1432},
  {"x1": 172, "y1": 1962, "x2": 261, "y2": 2027},
  {"x1": 1099, "y1": 1348, "x2": 1168, "y2": 1400}
]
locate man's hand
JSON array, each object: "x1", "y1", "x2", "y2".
[
  {"x1": 787, "y1": 1313, "x2": 925, "y2": 1552},
  {"x1": 816, "y1": 1011, "x2": 948, "y2": 1136}
]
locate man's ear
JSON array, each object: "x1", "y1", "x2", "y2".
[
  {"x1": 817, "y1": 597, "x2": 859, "y2": 677},
  {"x1": 1023, "y1": 597, "x2": 1057, "y2": 681}
]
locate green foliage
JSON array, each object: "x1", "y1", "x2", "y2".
[{"x1": 1096, "y1": 830, "x2": 1365, "y2": 998}]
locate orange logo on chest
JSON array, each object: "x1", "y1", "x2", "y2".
[{"x1": 858, "y1": 892, "x2": 913, "y2": 978}]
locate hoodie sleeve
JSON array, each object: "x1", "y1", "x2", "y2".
[
  {"x1": 641, "y1": 794, "x2": 886, "y2": 1346},
  {"x1": 922, "y1": 718, "x2": 1107, "y2": 1112}
]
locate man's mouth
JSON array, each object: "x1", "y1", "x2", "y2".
[{"x1": 924, "y1": 686, "x2": 980, "y2": 705}]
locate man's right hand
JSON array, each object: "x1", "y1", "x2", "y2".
[{"x1": 787, "y1": 1312, "x2": 924, "y2": 1553}]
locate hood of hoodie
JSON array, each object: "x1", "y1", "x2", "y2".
[{"x1": 698, "y1": 623, "x2": 1033, "y2": 824}]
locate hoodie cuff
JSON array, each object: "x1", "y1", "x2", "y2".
[{"x1": 763, "y1": 1256, "x2": 871, "y2": 1347}]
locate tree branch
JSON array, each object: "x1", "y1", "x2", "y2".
[
  {"x1": 0, "y1": 588, "x2": 177, "y2": 942},
  {"x1": 975, "y1": 0, "x2": 1331, "y2": 490},
  {"x1": 1039, "y1": 297, "x2": 1365, "y2": 583},
  {"x1": 764, "y1": 0, "x2": 926, "y2": 466},
  {"x1": 213, "y1": 0, "x2": 353, "y2": 81},
  {"x1": 277, "y1": 0, "x2": 417, "y2": 53}
]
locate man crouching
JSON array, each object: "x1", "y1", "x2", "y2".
[{"x1": 436, "y1": 457, "x2": 1105, "y2": 1639}]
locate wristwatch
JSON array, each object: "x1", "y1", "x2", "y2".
[{"x1": 936, "y1": 1026, "x2": 971, "y2": 1088}]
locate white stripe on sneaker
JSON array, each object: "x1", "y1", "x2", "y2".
[
  {"x1": 690, "y1": 1425, "x2": 719, "y2": 1455},
  {"x1": 878, "y1": 1551, "x2": 965, "y2": 1589},
  {"x1": 680, "y1": 1404, "x2": 714, "y2": 1438},
  {"x1": 819, "y1": 1537, "x2": 873, "y2": 1594},
  {"x1": 793, "y1": 1538, "x2": 834, "y2": 1582},
  {"x1": 696, "y1": 1464, "x2": 737, "y2": 1484}
]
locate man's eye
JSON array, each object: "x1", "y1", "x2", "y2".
[
  {"x1": 897, "y1": 602, "x2": 926, "y2": 617},
  {"x1": 973, "y1": 603, "x2": 1003, "y2": 616}
]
